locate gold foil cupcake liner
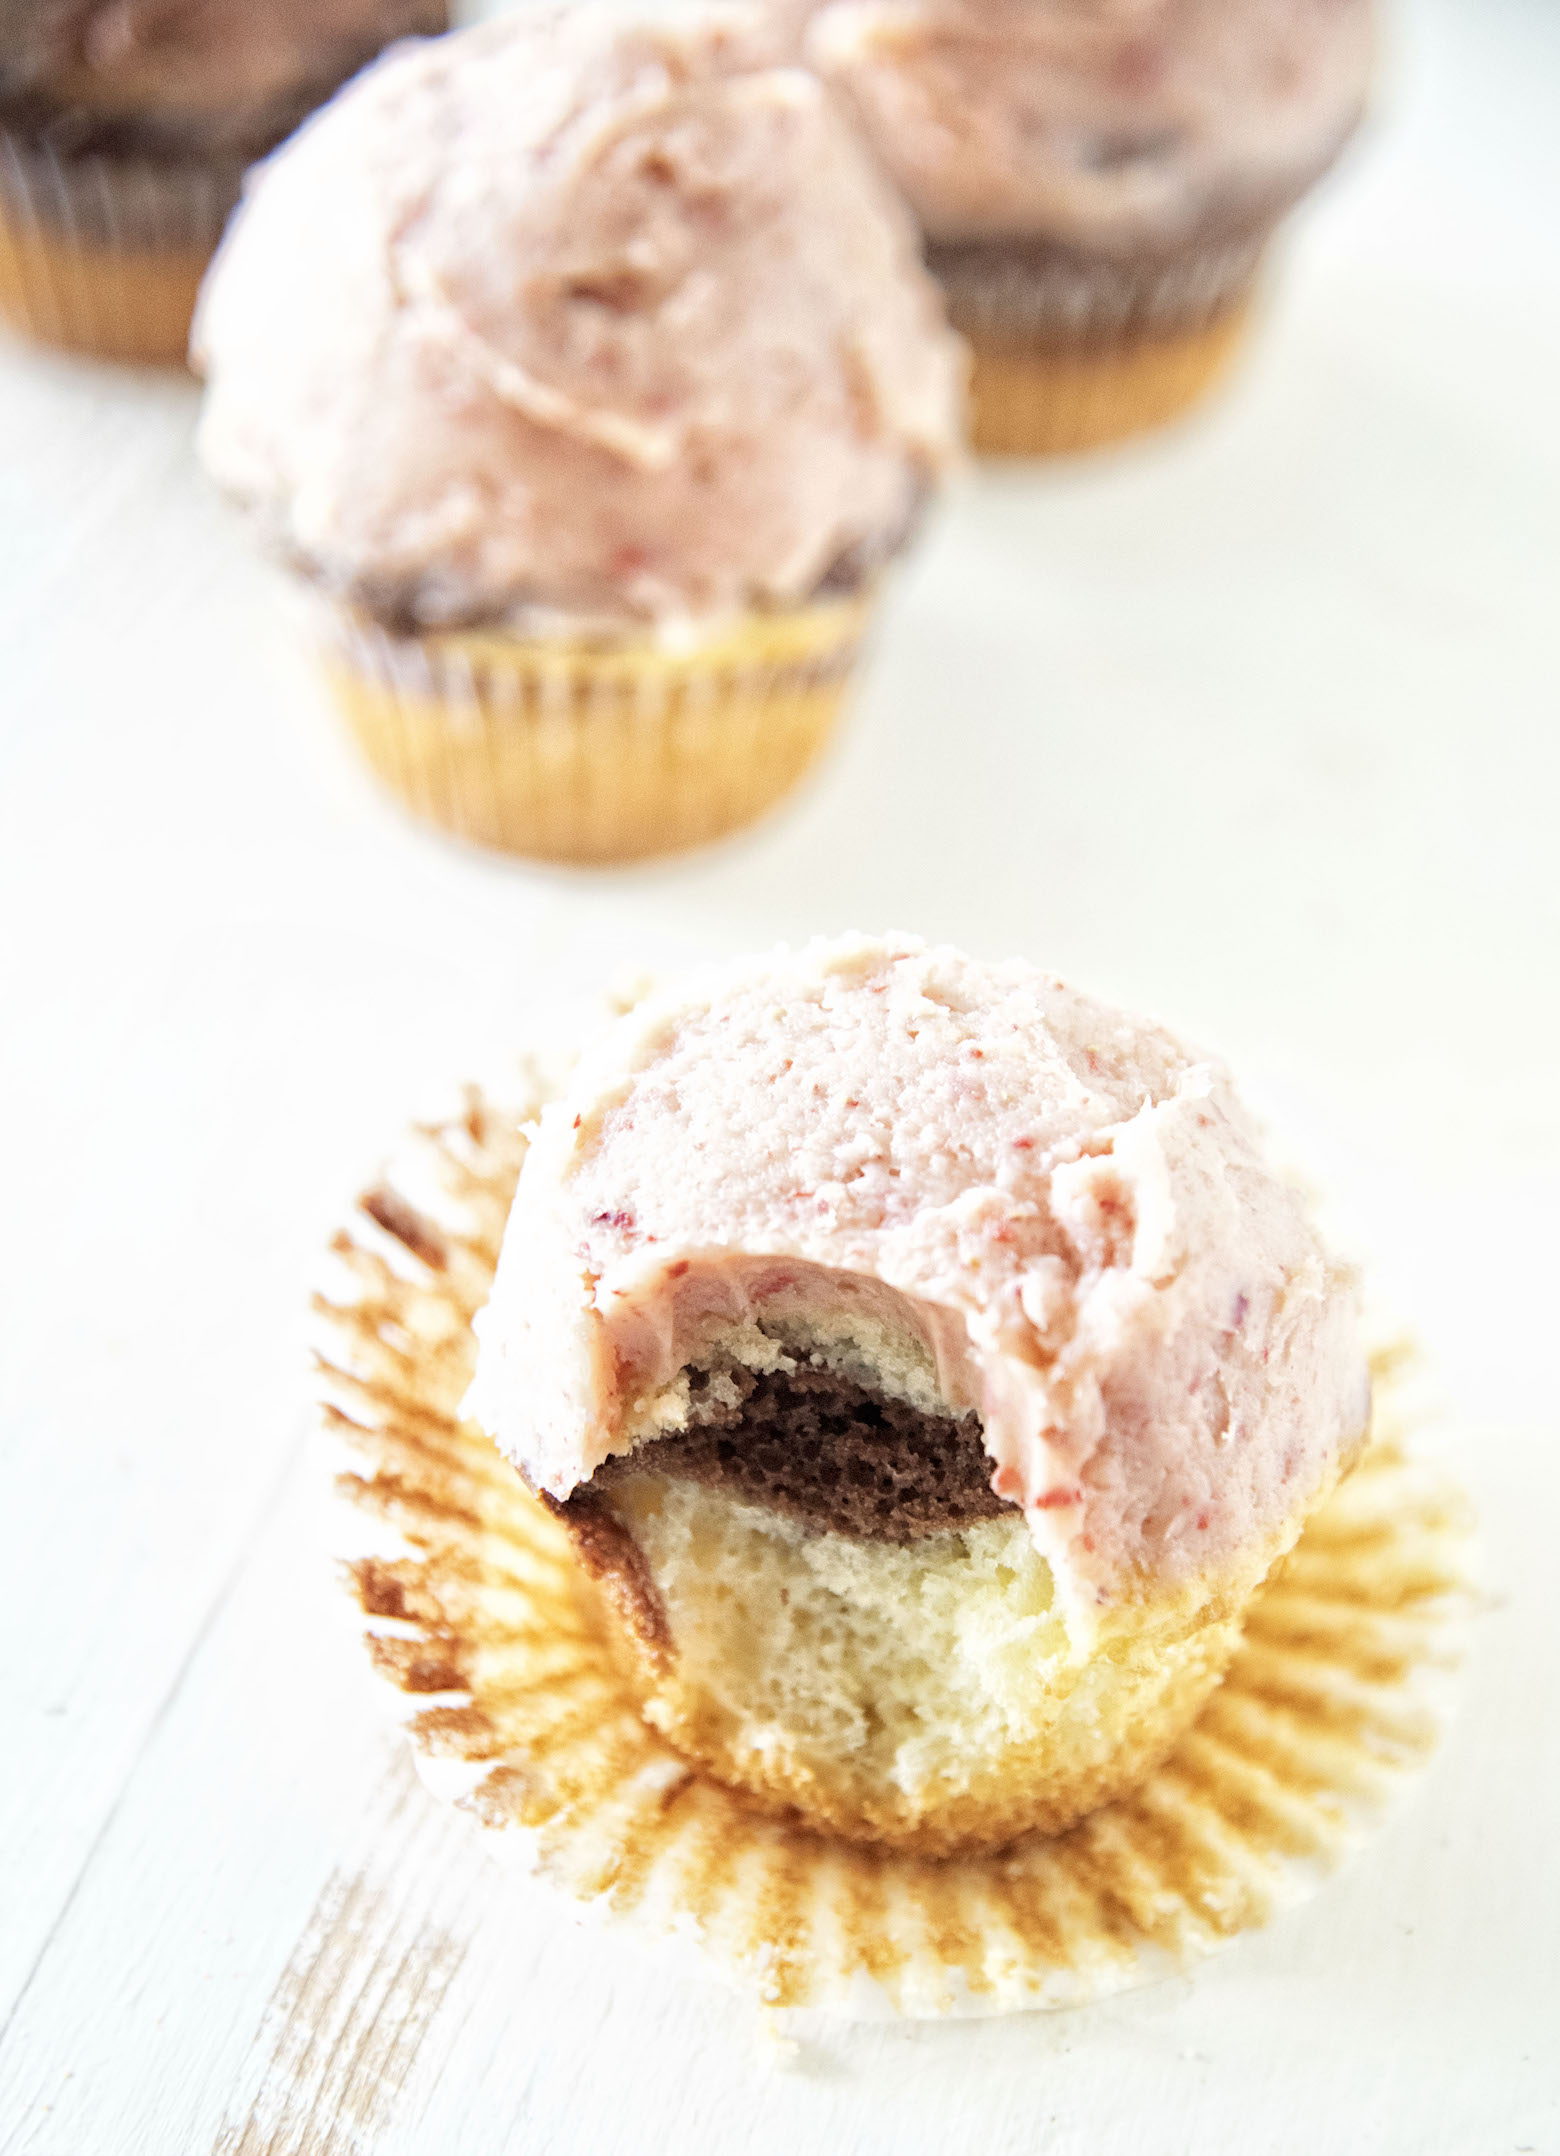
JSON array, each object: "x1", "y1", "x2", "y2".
[
  {"x1": 927, "y1": 236, "x2": 1265, "y2": 456},
  {"x1": 316, "y1": 595, "x2": 872, "y2": 866},
  {"x1": 0, "y1": 133, "x2": 237, "y2": 362},
  {"x1": 317, "y1": 1076, "x2": 1475, "y2": 2018},
  {"x1": 961, "y1": 304, "x2": 1256, "y2": 459}
]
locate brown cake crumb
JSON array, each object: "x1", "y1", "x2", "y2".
[{"x1": 588, "y1": 1364, "x2": 1014, "y2": 1544}]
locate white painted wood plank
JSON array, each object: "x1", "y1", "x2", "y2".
[
  {"x1": 0, "y1": 352, "x2": 196, "y2": 655},
  {"x1": 0, "y1": 358, "x2": 704, "y2": 2018},
  {"x1": 0, "y1": 0, "x2": 1557, "y2": 2145},
  {"x1": 0, "y1": 1407, "x2": 1552, "y2": 2156}
]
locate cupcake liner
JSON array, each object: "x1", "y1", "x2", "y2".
[
  {"x1": 927, "y1": 234, "x2": 1266, "y2": 456},
  {"x1": 958, "y1": 306, "x2": 1256, "y2": 458},
  {"x1": 317, "y1": 1076, "x2": 1475, "y2": 2019},
  {"x1": 316, "y1": 596, "x2": 872, "y2": 866},
  {"x1": 0, "y1": 132, "x2": 238, "y2": 361}
]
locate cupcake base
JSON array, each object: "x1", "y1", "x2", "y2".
[
  {"x1": 0, "y1": 212, "x2": 210, "y2": 363},
  {"x1": 318, "y1": 1075, "x2": 1475, "y2": 2018},
  {"x1": 0, "y1": 137, "x2": 237, "y2": 364},
  {"x1": 964, "y1": 302, "x2": 1255, "y2": 458},
  {"x1": 319, "y1": 596, "x2": 871, "y2": 866},
  {"x1": 928, "y1": 233, "x2": 1266, "y2": 457},
  {"x1": 559, "y1": 1467, "x2": 1279, "y2": 1858}
]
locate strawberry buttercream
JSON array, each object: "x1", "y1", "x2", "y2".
[
  {"x1": 0, "y1": 0, "x2": 446, "y2": 156},
  {"x1": 468, "y1": 936, "x2": 1369, "y2": 1641},
  {"x1": 193, "y1": 4, "x2": 962, "y2": 630},
  {"x1": 803, "y1": 0, "x2": 1374, "y2": 249}
]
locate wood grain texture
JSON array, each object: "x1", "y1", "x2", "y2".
[
  {"x1": 212, "y1": 1758, "x2": 469, "y2": 2156},
  {"x1": 3, "y1": 0, "x2": 1559, "y2": 2143}
]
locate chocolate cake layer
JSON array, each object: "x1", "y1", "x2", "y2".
[
  {"x1": 926, "y1": 230, "x2": 1266, "y2": 343},
  {"x1": 590, "y1": 1365, "x2": 1015, "y2": 1544}
]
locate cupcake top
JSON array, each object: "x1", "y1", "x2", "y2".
[
  {"x1": 193, "y1": 4, "x2": 962, "y2": 634},
  {"x1": 468, "y1": 935, "x2": 1369, "y2": 1637},
  {"x1": 0, "y1": 0, "x2": 445, "y2": 159},
  {"x1": 802, "y1": 0, "x2": 1374, "y2": 250}
]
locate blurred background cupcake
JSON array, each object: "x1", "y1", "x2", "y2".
[
  {"x1": 0, "y1": 0, "x2": 447, "y2": 364},
  {"x1": 800, "y1": 0, "x2": 1375, "y2": 455},
  {"x1": 193, "y1": 4, "x2": 963, "y2": 866}
]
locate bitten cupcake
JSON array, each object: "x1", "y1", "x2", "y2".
[
  {"x1": 193, "y1": 6, "x2": 963, "y2": 865},
  {"x1": 0, "y1": 0, "x2": 444, "y2": 363},
  {"x1": 801, "y1": 0, "x2": 1374, "y2": 454},
  {"x1": 465, "y1": 935, "x2": 1370, "y2": 1856}
]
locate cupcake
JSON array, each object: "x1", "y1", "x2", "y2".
[
  {"x1": 0, "y1": 0, "x2": 445, "y2": 363},
  {"x1": 192, "y1": 6, "x2": 963, "y2": 865},
  {"x1": 465, "y1": 935, "x2": 1370, "y2": 1856},
  {"x1": 800, "y1": 0, "x2": 1375, "y2": 454}
]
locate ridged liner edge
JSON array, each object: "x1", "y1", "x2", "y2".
[{"x1": 315, "y1": 1072, "x2": 1476, "y2": 2019}]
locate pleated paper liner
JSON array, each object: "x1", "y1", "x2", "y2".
[
  {"x1": 0, "y1": 134, "x2": 238, "y2": 363},
  {"x1": 317, "y1": 1076, "x2": 1475, "y2": 2018},
  {"x1": 961, "y1": 304, "x2": 1255, "y2": 460},
  {"x1": 316, "y1": 592, "x2": 871, "y2": 866},
  {"x1": 927, "y1": 233, "x2": 1266, "y2": 458}
]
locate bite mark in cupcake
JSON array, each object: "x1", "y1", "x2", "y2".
[{"x1": 467, "y1": 935, "x2": 1371, "y2": 1853}]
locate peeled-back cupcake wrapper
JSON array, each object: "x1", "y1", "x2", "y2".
[
  {"x1": 317, "y1": 1074, "x2": 1475, "y2": 2020},
  {"x1": 314, "y1": 599, "x2": 870, "y2": 865},
  {"x1": 0, "y1": 131, "x2": 238, "y2": 359}
]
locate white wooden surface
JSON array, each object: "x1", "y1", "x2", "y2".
[{"x1": 2, "y1": 1, "x2": 1557, "y2": 2148}]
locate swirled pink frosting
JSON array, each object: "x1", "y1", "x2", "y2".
[
  {"x1": 468, "y1": 936, "x2": 1369, "y2": 1636},
  {"x1": 193, "y1": 5, "x2": 961, "y2": 630},
  {"x1": 802, "y1": 0, "x2": 1374, "y2": 249}
]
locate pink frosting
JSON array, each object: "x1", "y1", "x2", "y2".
[
  {"x1": 468, "y1": 936, "x2": 1369, "y2": 1636},
  {"x1": 192, "y1": 5, "x2": 962, "y2": 630},
  {"x1": 803, "y1": 0, "x2": 1375, "y2": 249},
  {"x1": 0, "y1": 0, "x2": 447, "y2": 152}
]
